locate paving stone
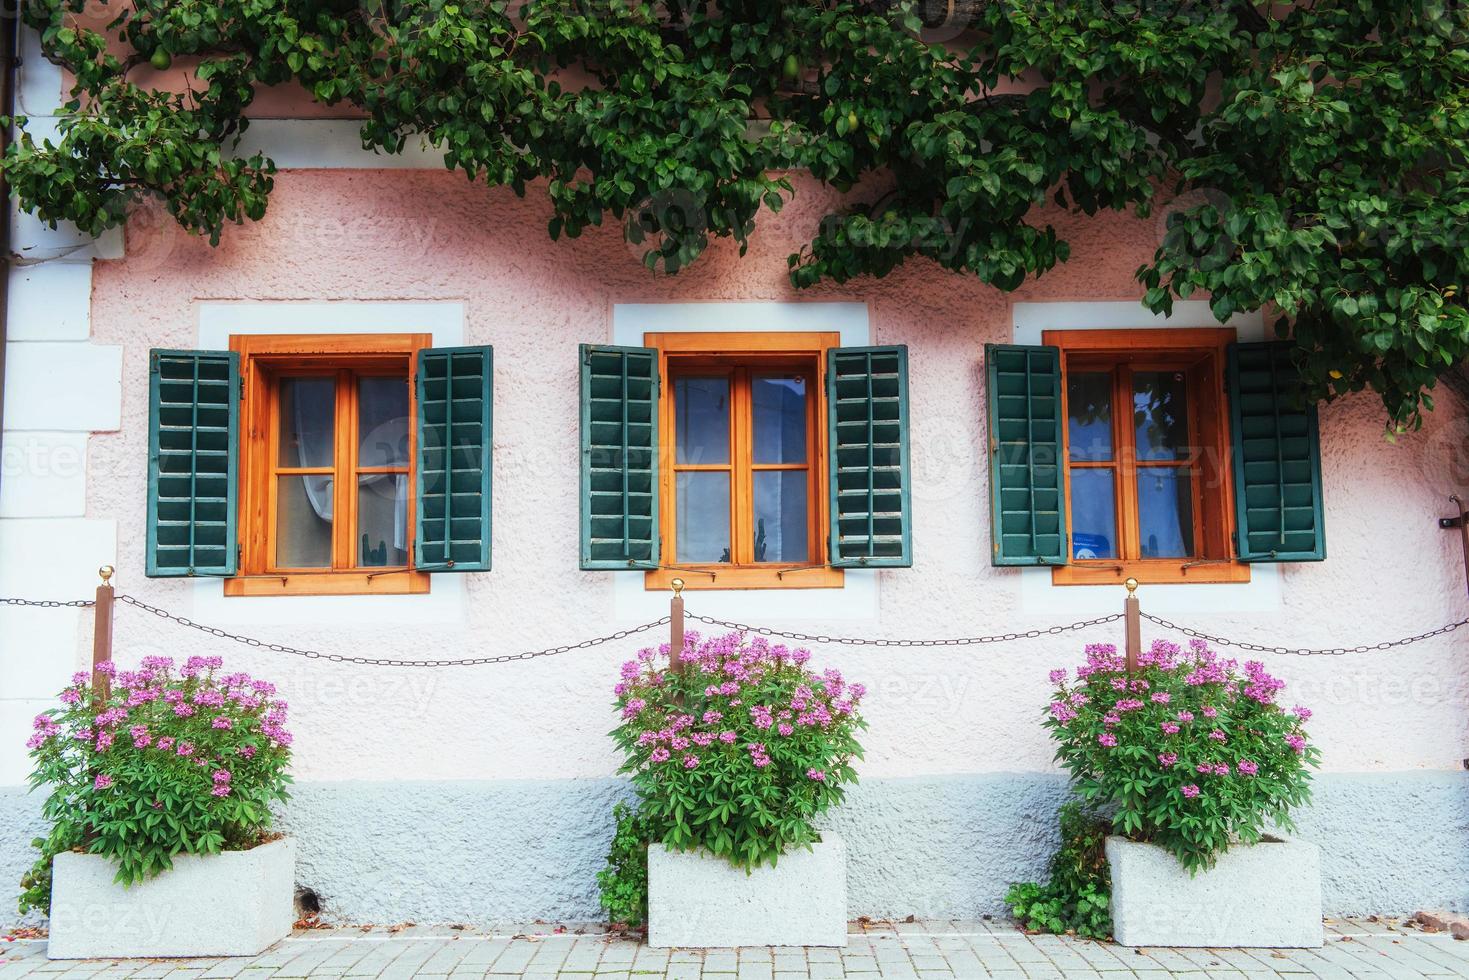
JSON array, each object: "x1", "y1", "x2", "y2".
[
  {"x1": 5, "y1": 921, "x2": 1468, "y2": 979},
  {"x1": 700, "y1": 954, "x2": 737, "y2": 974}
]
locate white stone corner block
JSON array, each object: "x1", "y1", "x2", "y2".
[
  {"x1": 0, "y1": 518, "x2": 117, "y2": 599},
  {"x1": 7, "y1": 263, "x2": 93, "y2": 341},
  {"x1": 1106, "y1": 835, "x2": 1322, "y2": 948},
  {"x1": 10, "y1": 204, "x2": 124, "y2": 263},
  {"x1": 47, "y1": 837, "x2": 296, "y2": 959},
  {"x1": 647, "y1": 834, "x2": 847, "y2": 948},
  {"x1": 3, "y1": 342, "x2": 123, "y2": 432},
  {"x1": 0, "y1": 431, "x2": 88, "y2": 518}
]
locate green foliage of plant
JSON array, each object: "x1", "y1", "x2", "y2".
[
  {"x1": 19, "y1": 656, "x2": 292, "y2": 915},
  {"x1": 611, "y1": 631, "x2": 865, "y2": 869},
  {"x1": 1043, "y1": 639, "x2": 1319, "y2": 873},
  {"x1": 1005, "y1": 800, "x2": 1111, "y2": 939},
  {"x1": 596, "y1": 800, "x2": 659, "y2": 928},
  {"x1": 8, "y1": 1, "x2": 1467, "y2": 428}
]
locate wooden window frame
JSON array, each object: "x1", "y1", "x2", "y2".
[
  {"x1": 225, "y1": 333, "x2": 432, "y2": 597},
  {"x1": 644, "y1": 332, "x2": 844, "y2": 591},
  {"x1": 1046, "y1": 328, "x2": 1250, "y2": 586}
]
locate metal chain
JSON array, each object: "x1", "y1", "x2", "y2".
[
  {"x1": 685, "y1": 611, "x2": 1125, "y2": 647},
  {"x1": 4, "y1": 594, "x2": 1466, "y2": 661},
  {"x1": 111, "y1": 594, "x2": 670, "y2": 668},
  {"x1": 1141, "y1": 611, "x2": 1469, "y2": 657}
]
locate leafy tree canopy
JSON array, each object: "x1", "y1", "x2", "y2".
[{"x1": 7, "y1": 0, "x2": 1467, "y2": 429}]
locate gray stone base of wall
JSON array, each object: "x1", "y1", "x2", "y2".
[{"x1": 2, "y1": 770, "x2": 1464, "y2": 929}]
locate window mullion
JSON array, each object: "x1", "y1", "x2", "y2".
[
  {"x1": 1058, "y1": 353, "x2": 1073, "y2": 562},
  {"x1": 807, "y1": 365, "x2": 822, "y2": 566},
  {"x1": 1187, "y1": 359, "x2": 1209, "y2": 558},
  {"x1": 333, "y1": 368, "x2": 355, "y2": 571},
  {"x1": 262, "y1": 371, "x2": 281, "y2": 574},
  {"x1": 407, "y1": 350, "x2": 420, "y2": 570},
  {"x1": 732, "y1": 367, "x2": 752, "y2": 565},
  {"x1": 1115, "y1": 364, "x2": 1141, "y2": 562}
]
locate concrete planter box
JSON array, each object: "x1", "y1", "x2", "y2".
[
  {"x1": 1106, "y1": 836, "x2": 1322, "y2": 948},
  {"x1": 48, "y1": 837, "x2": 295, "y2": 960},
  {"x1": 647, "y1": 834, "x2": 846, "y2": 948}
]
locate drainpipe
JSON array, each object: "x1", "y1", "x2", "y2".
[{"x1": 0, "y1": 10, "x2": 17, "y2": 505}]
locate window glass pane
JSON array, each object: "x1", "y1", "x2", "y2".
[
  {"x1": 752, "y1": 375, "x2": 807, "y2": 464},
  {"x1": 676, "y1": 471, "x2": 730, "y2": 562},
  {"x1": 753, "y1": 470, "x2": 808, "y2": 563},
  {"x1": 675, "y1": 377, "x2": 730, "y2": 464},
  {"x1": 1136, "y1": 467, "x2": 1195, "y2": 558},
  {"x1": 1133, "y1": 370, "x2": 1190, "y2": 461},
  {"x1": 1069, "y1": 469, "x2": 1117, "y2": 560},
  {"x1": 1067, "y1": 372, "x2": 1112, "y2": 462},
  {"x1": 276, "y1": 475, "x2": 333, "y2": 567},
  {"x1": 359, "y1": 375, "x2": 410, "y2": 467},
  {"x1": 358, "y1": 473, "x2": 409, "y2": 567},
  {"x1": 278, "y1": 377, "x2": 336, "y2": 468}
]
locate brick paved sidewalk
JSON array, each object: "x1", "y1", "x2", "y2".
[{"x1": 3, "y1": 917, "x2": 1466, "y2": 979}]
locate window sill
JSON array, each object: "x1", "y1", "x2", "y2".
[
  {"x1": 222, "y1": 570, "x2": 431, "y2": 597},
  {"x1": 1051, "y1": 561, "x2": 1251, "y2": 587},
  {"x1": 645, "y1": 566, "x2": 845, "y2": 591}
]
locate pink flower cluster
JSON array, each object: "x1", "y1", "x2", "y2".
[
  {"x1": 25, "y1": 655, "x2": 292, "y2": 802},
  {"x1": 1045, "y1": 636, "x2": 1314, "y2": 803},
  {"x1": 614, "y1": 630, "x2": 863, "y2": 781}
]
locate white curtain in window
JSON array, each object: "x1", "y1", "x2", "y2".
[{"x1": 295, "y1": 382, "x2": 336, "y2": 521}]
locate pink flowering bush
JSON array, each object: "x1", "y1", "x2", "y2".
[
  {"x1": 612, "y1": 630, "x2": 865, "y2": 871},
  {"x1": 18, "y1": 656, "x2": 292, "y2": 915},
  {"x1": 1045, "y1": 638, "x2": 1318, "y2": 872}
]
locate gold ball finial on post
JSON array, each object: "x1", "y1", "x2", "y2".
[
  {"x1": 671, "y1": 577, "x2": 685, "y2": 597},
  {"x1": 1124, "y1": 576, "x2": 1138, "y2": 597},
  {"x1": 99, "y1": 565, "x2": 115, "y2": 585}
]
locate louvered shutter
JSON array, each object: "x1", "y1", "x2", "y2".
[
  {"x1": 415, "y1": 346, "x2": 493, "y2": 572},
  {"x1": 580, "y1": 345, "x2": 660, "y2": 569},
  {"x1": 1227, "y1": 342, "x2": 1326, "y2": 561},
  {"x1": 146, "y1": 350, "x2": 239, "y2": 577},
  {"x1": 986, "y1": 344, "x2": 1067, "y2": 565},
  {"x1": 826, "y1": 345, "x2": 912, "y2": 567}
]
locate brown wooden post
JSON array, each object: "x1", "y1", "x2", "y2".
[
  {"x1": 92, "y1": 565, "x2": 115, "y2": 700},
  {"x1": 1448, "y1": 495, "x2": 1469, "y2": 597},
  {"x1": 1124, "y1": 576, "x2": 1141, "y2": 672},
  {"x1": 669, "y1": 577, "x2": 685, "y2": 671}
]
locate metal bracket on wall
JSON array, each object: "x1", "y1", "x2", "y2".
[{"x1": 1442, "y1": 495, "x2": 1469, "y2": 595}]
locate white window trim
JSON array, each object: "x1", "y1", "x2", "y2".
[
  {"x1": 190, "y1": 301, "x2": 469, "y2": 627},
  {"x1": 610, "y1": 301, "x2": 879, "y2": 623},
  {"x1": 1010, "y1": 300, "x2": 1283, "y2": 616}
]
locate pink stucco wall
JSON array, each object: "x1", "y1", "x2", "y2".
[{"x1": 84, "y1": 170, "x2": 1469, "y2": 786}]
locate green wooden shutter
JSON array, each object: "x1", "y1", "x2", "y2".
[
  {"x1": 826, "y1": 345, "x2": 912, "y2": 568},
  {"x1": 580, "y1": 344, "x2": 660, "y2": 570},
  {"x1": 1227, "y1": 341, "x2": 1326, "y2": 562},
  {"x1": 146, "y1": 349, "x2": 239, "y2": 577},
  {"x1": 986, "y1": 344, "x2": 1067, "y2": 566},
  {"x1": 415, "y1": 346, "x2": 493, "y2": 572}
]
